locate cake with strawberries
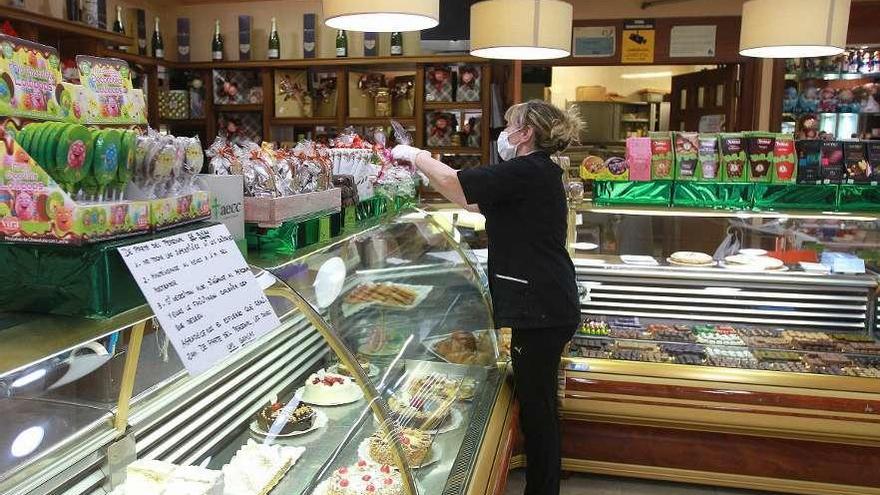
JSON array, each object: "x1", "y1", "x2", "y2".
[
  {"x1": 301, "y1": 370, "x2": 362, "y2": 405},
  {"x1": 367, "y1": 428, "x2": 432, "y2": 466},
  {"x1": 324, "y1": 460, "x2": 403, "y2": 495}
]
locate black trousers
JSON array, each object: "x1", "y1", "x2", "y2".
[{"x1": 511, "y1": 325, "x2": 576, "y2": 495}]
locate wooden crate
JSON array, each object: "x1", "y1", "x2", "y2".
[{"x1": 244, "y1": 188, "x2": 341, "y2": 228}]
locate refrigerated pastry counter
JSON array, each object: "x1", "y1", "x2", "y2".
[
  {"x1": 0, "y1": 211, "x2": 515, "y2": 495},
  {"x1": 556, "y1": 205, "x2": 880, "y2": 495}
]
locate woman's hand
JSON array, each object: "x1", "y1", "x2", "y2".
[{"x1": 392, "y1": 144, "x2": 428, "y2": 165}]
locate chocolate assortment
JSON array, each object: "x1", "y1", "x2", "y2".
[{"x1": 569, "y1": 317, "x2": 880, "y2": 377}]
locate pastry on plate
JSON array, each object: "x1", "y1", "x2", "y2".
[
  {"x1": 668, "y1": 251, "x2": 714, "y2": 266},
  {"x1": 387, "y1": 392, "x2": 452, "y2": 430},
  {"x1": 345, "y1": 283, "x2": 418, "y2": 307},
  {"x1": 256, "y1": 402, "x2": 315, "y2": 434},
  {"x1": 368, "y1": 428, "x2": 432, "y2": 466},
  {"x1": 432, "y1": 330, "x2": 494, "y2": 365},
  {"x1": 324, "y1": 460, "x2": 403, "y2": 495},
  {"x1": 336, "y1": 357, "x2": 372, "y2": 378},
  {"x1": 301, "y1": 370, "x2": 362, "y2": 405}
]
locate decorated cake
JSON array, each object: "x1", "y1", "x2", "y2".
[
  {"x1": 368, "y1": 428, "x2": 432, "y2": 466},
  {"x1": 114, "y1": 459, "x2": 224, "y2": 495},
  {"x1": 405, "y1": 373, "x2": 458, "y2": 401},
  {"x1": 222, "y1": 440, "x2": 305, "y2": 495},
  {"x1": 324, "y1": 459, "x2": 403, "y2": 495},
  {"x1": 387, "y1": 392, "x2": 452, "y2": 430},
  {"x1": 301, "y1": 370, "x2": 362, "y2": 405},
  {"x1": 255, "y1": 401, "x2": 315, "y2": 434}
]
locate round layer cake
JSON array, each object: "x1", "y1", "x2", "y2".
[
  {"x1": 368, "y1": 428, "x2": 432, "y2": 466},
  {"x1": 325, "y1": 460, "x2": 403, "y2": 495},
  {"x1": 256, "y1": 402, "x2": 315, "y2": 434},
  {"x1": 387, "y1": 393, "x2": 451, "y2": 430},
  {"x1": 302, "y1": 370, "x2": 361, "y2": 405}
]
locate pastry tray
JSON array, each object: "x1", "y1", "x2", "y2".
[
  {"x1": 341, "y1": 283, "x2": 434, "y2": 317},
  {"x1": 421, "y1": 329, "x2": 498, "y2": 366}
]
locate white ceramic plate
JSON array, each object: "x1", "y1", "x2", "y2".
[
  {"x1": 667, "y1": 258, "x2": 716, "y2": 267},
  {"x1": 294, "y1": 386, "x2": 364, "y2": 406},
  {"x1": 357, "y1": 438, "x2": 442, "y2": 469},
  {"x1": 620, "y1": 255, "x2": 659, "y2": 266},
  {"x1": 570, "y1": 242, "x2": 599, "y2": 251},
  {"x1": 249, "y1": 409, "x2": 328, "y2": 438},
  {"x1": 738, "y1": 248, "x2": 768, "y2": 257}
]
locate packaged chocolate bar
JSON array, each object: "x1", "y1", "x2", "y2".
[
  {"x1": 674, "y1": 132, "x2": 700, "y2": 180},
  {"x1": 867, "y1": 142, "x2": 880, "y2": 183},
  {"x1": 820, "y1": 140, "x2": 845, "y2": 183},
  {"x1": 649, "y1": 132, "x2": 674, "y2": 180},
  {"x1": 626, "y1": 137, "x2": 652, "y2": 181},
  {"x1": 697, "y1": 134, "x2": 719, "y2": 181},
  {"x1": 719, "y1": 133, "x2": 748, "y2": 182},
  {"x1": 772, "y1": 133, "x2": 796, "y2": 183},
  {"x1": 796, "y1": 139, "x2": 822, "y2": 184},
  {"x1": 843, "y1": 141, "x2": 871, "y2": 183},
  {"x1": 745, "y1": 132, "x2": 775, "y2": 182}
]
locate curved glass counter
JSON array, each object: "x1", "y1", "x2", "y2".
[{"x1": 0, "y1": 209, "x2": 511, "y2": 495}]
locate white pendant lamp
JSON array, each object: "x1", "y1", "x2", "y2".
[
  {"x1": 323, "y1": 0, "x2": 439, "y2": 32},
  {"x1": 470, "y1": 0, "x2": 572, "y2": 60},
  {"x1": 739, "y1": 0, "x2": 851, "y2": 58}
]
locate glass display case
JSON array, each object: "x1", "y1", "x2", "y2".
[
  {"x1": 0, "y1": 211, "x2": 513, "y2": 495},
  {"x1": 556, "y1": 203, "x2": 880, "y2": 494}
]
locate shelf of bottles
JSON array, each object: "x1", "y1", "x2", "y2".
[{"x1": 781, "y1": 48, "x2": 880, "y2": 139}]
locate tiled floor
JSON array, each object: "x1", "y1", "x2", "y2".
[{"x1": 505, "y1": 470, "x2": 783, "y2": 495}]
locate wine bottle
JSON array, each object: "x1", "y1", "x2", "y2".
[
  {"x1": 112, "y1": 6, "x2": 127, "y2": 52},
  {"x1": 212, "y1": 19, "x2": 224, "y2": 61},
  {"x1": 335, "y1": 29, "x2": 347, "y2": 58},
  {"x1": 151, "y1": 16, "x2": 164, "y2": 59},
  {"x1": 390, "y1": 31, "x2": 403, "y2": 56},
  {"x1": 268, "y1": 17, "x2": 280, "y2": 59}
]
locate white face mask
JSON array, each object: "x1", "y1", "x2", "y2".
[{"x1": 497, "y1": 127, "x2": 523, "y2": 161}]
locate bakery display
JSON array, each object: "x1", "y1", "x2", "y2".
[
  {"x1": 300, "y1": 370, "x2": 363, "y2": 405},
  {"x1": 345, "y1": 283, "x2": 419, "y2": 307},
  {"x1": 367, "y1": 428, "x2": 433, "y2": 466},
  {"x1": 405, "y1": 372, "x2": 458, "y2": 401},
  {"x1": 255, "y1": 401, "x2": 316, "y2": 434},
  {"x1": 222, "y1": 440, "x2": 305, "y2": 495},
  {"x1": 322, "y1": 460, "x2": 403, "y2": 495},
  {"x1": 667, "y1": 251, "x2": 714, "y2": 267},
  {"x1": 430, "y1": 330, "x2": 495, "y2": 365},
  {"x1": 569, "y1": 316, "x2": 880, "y2": 377},
  {"x1": 112, "y1": 459, "x2": 224, "y2": 495},
  {"x1": 336, "y1": 356, "x2": 373, "y2": 378}
]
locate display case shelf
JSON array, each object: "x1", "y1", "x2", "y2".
[
  {"x1": 424, "y1": 101, "x2": 483, "y2": 110},
  {"x1": 215, "y1": 103, "x2": 262, "y2": 112},
  {"x1": 270, "y1": 117, "x2": 339, "y2": 126},
  {"x1": 0, "y1": 5, "x2": 134, "y2": 46}
]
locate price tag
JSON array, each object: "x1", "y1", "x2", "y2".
[{"x1": 118, "y1": 224, "x2": 281, "y2": 375}]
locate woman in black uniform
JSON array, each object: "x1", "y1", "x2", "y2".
[{"x1": 393, "y1": 99, "x2": 582, "y2": 495}]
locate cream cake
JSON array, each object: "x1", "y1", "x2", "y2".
[
  {"x1": 301, "y1": 369, "x2": 362, "y2": 404},
  {"x1": 324, "y1": 459, "x2": 403, "y2": 495},
  {"x1": 222, "y1": 440, "x2": 305, "y2": 495}
]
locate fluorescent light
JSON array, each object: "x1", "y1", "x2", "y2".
[
  {"x1": 323, "y1": 0, "x2": 439, "y2": 32},
  {"x1": 11, "y1": 426, "x2": 44, "y2": 458},
  {"x1": 11, "y1": 368, "x2": 46, "y2": 388},
  {"x1": 620, "y1": 71, "x2": 674, "y2": 80}
]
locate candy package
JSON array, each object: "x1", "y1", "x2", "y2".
[
  {"x1": 772, "y1": 134, "x2": 797, "y2": 183},
  {"x1": 697, "y1": 134, "x2": 719, "y2": 181},
  {"x1": 796, "y1": 140, "x2": 822, "y2": 184},
  {"x1": 745, "y1": 132, "x2": 775, "y2": 182},
  {"x1": 649, "y1": 132, "x2": 674, "y2": 180},
  {"x1": 820, "y1": 141, "x2": 845, "y2": 183},
  {"x1": 719, "y1": 133, "x2": 748, "y2": 182},
  {"x1": 844, "y1": 141, "x2": 871, "y2": 184},
  {"x1": 674, "y1": 132, "x2": 699, "y2": 180},
  {"x1": 625, "y1": 137, "x2": 652, "y2": 181}
]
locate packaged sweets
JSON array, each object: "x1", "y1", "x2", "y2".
[
  {"x1": 745, "y1": 132, "x2": 775, "y2": 182},
  {"x1": 626, "y1": 137, "x2": 651, "y2": 181},
  {"x1": 649, "y1": 132, "x2": 674, "y2": 180},
  {"x1": 843, "y1": 141, "x2": 871, "y2": 183},
  {"x1": 674, "y1": 132, "x2": 699, "y2": 180},
  {"x1": 580, "y1": 155, "x2": 628, "y2": 181},
  {"x1": 719, "y1": 133, "x2": 748, "y2": 182},
  {"x1": 796, "y1": 140, "x2": 822, "y2": 184},
  {"x1": 867, "y1": 142, "x2": 880, "y2": 183},
  {"x1": 820, "y1": 141, "x2": 845, "y2": 183},
  {"x1": 772, "y1": 134, "x2": 797, "y2": 183},
  {"x1": 697, "y1": 134, "x2": 719, "y2": 181}
]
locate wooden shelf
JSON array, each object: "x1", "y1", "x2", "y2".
[
  {"x1": 0, "y1": 5, "x2": 134, "y2": 46},
  {"x1": 424, "y1": 101, "x2": 483, "y2": 110},
  {"x1": 98, "y1": 48, "x2": 160, "y2": 67},
  {"x1": 345, "y1": 117, "x2": 416, "y2": 125},
  {"x1": 215, "y1": 104, "x2": 263, "y2": 112},
  {"x1": 159, "y1": 118, "x2": 206, "y2": 127},
  {"x1": 170, "y1": 54, "x2": 486, "y2": 71},
  {"x1": 270, "y1": 117, "x2": 339, "y2": 126},
  {"x1": 426, "y1": 146, "x2": 482, "y2": 155}
]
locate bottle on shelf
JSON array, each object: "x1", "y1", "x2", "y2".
[
  {"x1": 112, "y1": 6, "x2": 127, "y2": 52},
  {"x1": 335, "y1": 29, "x2": 347, "y2": 58},
  {"x1": 268, "y1": 17, "x2": 280, "y2": 59},
  {"x1": 212, "y1": 19, "x2": 224, "y2": 61},
  {"x1": 151, "y1": 16, "x2": 164, "y2": 59},
  {"x1": 390, "y1": 31, "x2": 403, "y2": 56}
]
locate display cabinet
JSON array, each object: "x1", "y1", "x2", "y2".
[
  {"x1": 557, "y1": 204, "x2": 880, "y2": 495},
  {"x1": 0, "y1": 211, "x2": 514, "y2": 495}
]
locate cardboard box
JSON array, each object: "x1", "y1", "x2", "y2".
[{"x1": 244, "y1": 188, "x2": 341, "y2": 228}]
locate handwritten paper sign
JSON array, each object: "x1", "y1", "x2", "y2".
[{"x1": 119, "y1": 224, "x2": 281, "y2": 375}]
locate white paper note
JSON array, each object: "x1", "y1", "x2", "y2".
[
  {"x1": 669, "y1": 25, "x2": 716, "y2": 57},
  {"x1": 118, "y1": 224, "x2": 281, "y2": 375}
]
